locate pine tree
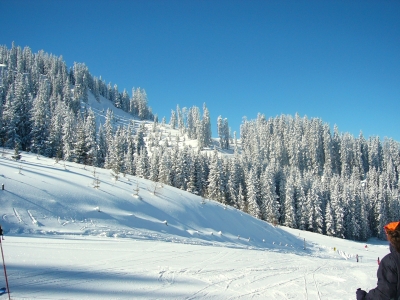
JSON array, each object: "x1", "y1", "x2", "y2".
[
  {"x1": 282, "y1": 169, "x2": 297, "y2": 228},
  {"x1": 170, "y1": 109, "x2": 177, "y2": 130},
  {"x1": 135, "y1": 123, "x2": 146, "y2": 155},
  {"x1": 201, "y1": 103, "x2": 212, "y2": 148},
  {"x1": 226, "y1": 151, "x2": 242, "y2": 207},
  {"x1": 331, "y1": 175, "x2": 345, "y2": 238},
  {"x1": 149, "y1": 147, "x2": 160, "y2": 182},
  {"x1": 246, "y1": 168, "x2": 261, "y2": 219},
  {"x1": 159, "y1": 148, "x2": 172, "y2": 185},
  {"x1": 177, "y1": 105, "x2": 185, "y2": 134},
  {"x1": 96, "y1": 125, "x2": 107, "y2": 168},
  {"x1": 46, "y1": 100, "x2": 65, "y2": 159},
  {"x1": 296, "y1": 183, "x2": 308, "y2": 231},
  {"x1": 62, "y1": 108, "x2": 76, "y2": 162},
  {"x1": 2, "y1": 83, "x2": 20, "y2": 149},
  {"x1": 136, "y1": 146, "x2": 150, "y2": 179},
  {"x1": 74, "y1": 118, "x2": 88, "y2": 165},
  {"x1": 309, "y1": 180, "x2": 323, "y2": 234},
  {"x1": 84, "y1": 108, "x2": 97, "y2": 166},
  {"x1": 260, "y1": 165, "x2": 280, "y2": 224},
  {"x1": 207, "y1": 149, "x2": 225, "y2": 202},
  {"x1": 124, "y1": 132, "x2": 136, "y2": 176},
  {"x1": 325, "y1": 200, "x2": 335, "y2": 237},
  {"x1": 31, "y1": 79, "x2": 50, "y2": 155},
  {"x1": 109, "y1": 126, "x2": 126, "y2": 178},
  {"x1": 8, "y1": 73, "x2": 32, "y2": 151}
]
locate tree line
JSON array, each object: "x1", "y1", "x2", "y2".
[{"x1": 1, "y1": 43, "x2": 399, "y2": 241}]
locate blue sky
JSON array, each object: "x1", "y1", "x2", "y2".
[{"x1": 1, "y1": 0, "x2": 400, "y2": 140}]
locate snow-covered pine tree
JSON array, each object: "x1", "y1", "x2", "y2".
[
  {"x1": 159, "y1": 148, "x2": 172, "y2": 186},
  {"x1": 149, "y1": 147, "x2": 160, "y2": 182},
  {"x1": 84, "y1": 108, "x2": 97, "y2": 166},
  {"x1": 170, "y1": 109, "x2": 177, "y2": 130},
  {"x1": 201, "y1": 103, "x2": 212, "y2": 148},
  {"x1": 10, "y1": 73, "x2": 32, "y2": 151},
  {"x1": 282, "y1": 168, "x2": 297, "y2": 228},
  {"x1": 260, "y1": 165, "x2": 280, "y2": 224},
  {"x1": 136, "y1": 146, "x2": 150, "y2": 179},
  {"x1": 330, "y1": 175, "x2": 345, "y2": 238},
  {"x1": 245, "y1": 168, "x2": 261, "y2": 219},
  {"x1": 124, "y1": 128, "x2": 136, "y2": 176},
  {"x1": 325, "y1": 200, "x2": 335, "y2": 237},
  {"x1": 226, "y1": 151, "x2": 242, "y2": 208},
  {"x1": 74, "y1": 118, "x2": 88, "y2": 165},
  {"x1": 46, "y1": 100, "x2": 65, "y2": 159},
  {"x1": 31, "y1": 78, "x2": 50, "y2": 155},
  {"x1": 207, "y1": 149, "x2": 225, "y2": 203},
  {"x1": 62, "y1": 108, "x2": 76, "y2": 162}
]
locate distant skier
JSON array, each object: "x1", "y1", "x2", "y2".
[
  {"x1": 356, "y1": 221, "x2": 400, "y2": 299},
  {"x1": 356, "y1": 254, "x2": 359, "y2": 263},
  {"x1": 377, "y1": 257, "x2": 380, "y2": 265}
]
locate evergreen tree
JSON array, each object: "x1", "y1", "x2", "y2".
[
  {"x1": 201, "y1": 103, "x2": 212, "y2": 148},
  {"x1": 74, "y1": 118, "x2": 88, "y2": 165},
  {"x1": 10, "y1": 73, "x2": 32, "y2": 150},
  {"x1": 31, "y1": 79, "x2": 51, "y2": 155},
  {"x1": 136, "y1": 146, "x2": 150, "y2": 179},
  {"x1": 260, "y1": 165, "x2": 280, "y2": 224},
  {"x1": 207, "y1": 149, "x2": 225, "y2": 202},
  {"x1": 282, "y1": 169, "x2": 297, "y2": 228},
  {"x1": 325, "y1": 200, "x2": 335, "y2": 237},
  {"x1": 85, "y1": 109, "x2": 97, "y2": 166},
  {"x1": 149, "y1": 147, "x2": 160, "y2": 182},
  {"x1": 245, "y1": 168, "x2": 261, "y2": 219},
  {"x1": 331, "y1": 175, "x2": 345, "y2": 238},
  {"x1": 170, "y1": 109, "x2": 177, "y2": 130},
  {"x1": 62, "y1": 108, "x2": 76, "y2": 161},
  {"x1": 46, "y1": 100, "x2": 65, "y2": 159},
  {"x1": 159, "y1": 148, "x2": 173, "y2": 186}
]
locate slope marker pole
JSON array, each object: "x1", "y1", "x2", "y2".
[{"x1": 0, "y1": 237, "x2": 11, "y2": 300}]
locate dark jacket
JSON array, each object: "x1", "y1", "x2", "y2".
[{"x1": 359, "y1": 244, "x2": 400, "y2": 300}]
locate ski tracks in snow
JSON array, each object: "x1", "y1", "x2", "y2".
[
  {"x1": 27, "y1": 210, "x2": 38, "y2": 225},
  {"x1": 13, "y1": 208, "x2": 23, "y2": 223},
  {"x1": 11, "y1": 208, "x2": 39, "y2": 226},
  {"x1": 158, "y1": 267, "x2": 176, "y2": 286},
  {"x1": 2, "y1": 214, "x2": 8, "y2": 222}
]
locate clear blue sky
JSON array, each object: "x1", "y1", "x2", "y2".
[{"x1": 1, "y1": 0, "x2": 400, "y2": 141}]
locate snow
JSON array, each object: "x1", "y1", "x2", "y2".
[
  {"x1": 0, "y1": 150, "x2": 391, "y2": 299},
  {"x1": 0, "y1": 89, "x2": 391, "y2": 299}
]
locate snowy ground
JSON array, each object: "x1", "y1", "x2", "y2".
[{"x1": 0, "y1": 151, "x2": 391, "y2": 299}]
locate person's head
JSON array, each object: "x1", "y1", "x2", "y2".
[{"x1": 384, "y1": 221, "x2": 400, "y2": 252}]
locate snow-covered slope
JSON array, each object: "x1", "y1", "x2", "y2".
[
  {"x1": 0, "y1": 151, "x2": 392, "y2": 299},
  {"x1": 83, "y1": 90, "x2": 236, "y2": 155},
  {"x1": 0, "y1": 151, "x2": 299, "y2": 251}
]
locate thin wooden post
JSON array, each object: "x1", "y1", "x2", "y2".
[{"x1": 0, "y1": 237, "x2": 11, "y2": 300}]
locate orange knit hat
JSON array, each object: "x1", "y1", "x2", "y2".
[
  {"x1": 384, "y1": 221, "x2": 400, "y2": 233},
  {"x1": 384, "y1": 221, "x2": 400, "y2": 252}
]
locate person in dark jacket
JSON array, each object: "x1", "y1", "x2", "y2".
[{"x1": 357, "y1": 221, "x2": 400, "y2": 300}]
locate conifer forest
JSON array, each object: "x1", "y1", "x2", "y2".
[{"x1": 1, "y1": 43, "x2": 399, "y2": 241}]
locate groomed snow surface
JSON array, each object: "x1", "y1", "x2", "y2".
[{"x1": 0, "y1": 151, "x2": 390, "y2": 299}]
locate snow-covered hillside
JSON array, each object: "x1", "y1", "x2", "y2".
[
  {"x1": 83, "y1": 89, "x2": 234, "y2": 155},
  {"x1": 1, "y1": 150, "x2": 297, "y2": 250},
  {"x1": 0, "y1": 151, "x2": 392, "y2": 299}
]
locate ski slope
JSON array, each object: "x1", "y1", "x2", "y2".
[{"x1": 0, "y1": 151, "x2": 391, "y2": 299}]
